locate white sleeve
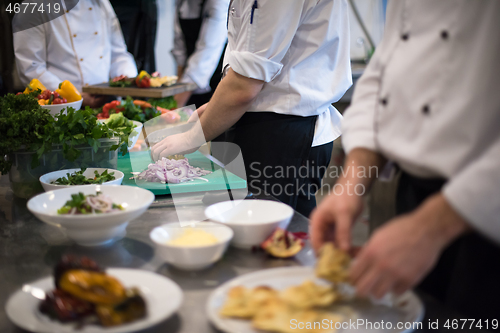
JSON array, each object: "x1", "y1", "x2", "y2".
[
  {"x1": 181, "y1": 0, "x2": 230, "y2": 89},
  {"x1": 226, "y1": 0, "x2": 306, "y2": 82},
  {"x1": 443, "y1": 137, "x2": 500, "y2": 243},
  {"x1": 340, "y1": 55, "x2": 384, "y2": 154},
  {"x1": 171, "y1": 4, "x2": 187, "y2": 68},
  {"x1": 105, "y1": 3, "x2": 138, "y2": 78},
  {"x1": 341, "y1": 1, "x2": 400, "y2": 154},
  {"x1": 13, "y1": 24, "x2": 62, "y2": 91}
]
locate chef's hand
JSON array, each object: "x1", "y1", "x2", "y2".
[
  {"x1": 310, "y1": 177, "x2": 364, "y2": 253},
  {"x1": 310, "y1": 148, "x2": 385, "y2": 253},
  {"x1": 150, "y1": 131, "x2": 199, "y2": 161},
  {"x1": 82, "y1": 93, "x2": 107, "y2": 108},
  {"x1": 350, "y1": 193, "x2": 470, "y2": 299}
]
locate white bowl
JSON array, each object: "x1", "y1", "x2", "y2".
[
  {"x1": 100, "y1": 119, "x2": 143, "y2": 150},
  {"x1": 41, "y1": 99, "x2": 83, "y2": 116},
  {"x1": 27, "y1": 185, "x2": 154, "y2": 246},
  {"x1": 39, "y1": 168, "x2": 124, "y2": 192},
  {"x1": 150, "y1": 222, "x2": 233, "y2": 270},
  {"x1": 204, "y1": 200, "x2": 294, "y2": 249}
]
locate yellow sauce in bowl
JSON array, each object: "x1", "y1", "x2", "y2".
[{"x1": 168, "y1": 229, "x2": 219, "y2": 247}]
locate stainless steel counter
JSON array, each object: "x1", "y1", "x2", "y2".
[{"x1": 0, "y1": 175, "x2": 486, "y2": 333}]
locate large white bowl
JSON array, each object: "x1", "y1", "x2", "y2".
[
  {"x1": 39, "y1": 168, "x2": 124, "y2": 192},
  {"x1": 27, "y1": 185, "x2": 154, "y2": 246},
  {"x1": 150, "y1": 222, "x2": 233, "y2": 270},
  {"x1": 204, "y1": 200, "x2": 294, "y2": 249},
  {"x1": 100, "y1": 119, "x2": 143, "y2": 150},
  {"x1": 41, "y1": 99, "x2": 83, "y2": 116}
]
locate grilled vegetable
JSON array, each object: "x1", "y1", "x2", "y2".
[
  {"x1": 261, "y1": 228, "x2": 306, "y2": 258},
  {"x1": 59, "y1": 270, "x2": 126, "y2": 305},
  {"x1": 96, "y1": 288, "x2": 147, "y2": 327}
]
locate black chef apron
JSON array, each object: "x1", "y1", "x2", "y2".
[
  {"x1": 214, "y1": 112, "x2": 333, "y2": 217},
  {"x1": 110, "y1": 0, "x2": 157, "y2": 73},
  {"x1": 396, "y1": 171, "x2": 500, "y2": 321},
  {"x1": 178, "y1": 0, "x2": 225, "y2": 108}
]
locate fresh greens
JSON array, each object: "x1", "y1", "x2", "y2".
[
  {"x1": 0, "y1": 90, "x2": 52, "y2": 174},
  {"x1": 0, "y1": 91, "x2": 135, "y2": 174},
  {"x1": 57, "y1": 192, "x2": 124, "y2": 215},
  {"x1": 104, "y1": 113, "x2": 138, "y2": 147},
  {"x1": 52, "y1": 168, "x2": 116, "y2": 185},
  {"x1": 149, "y1": 96, "x2": 177, "y2": 110},
  {"x1": 120, "y1": 96, "x2": 160, "y2": 123}
]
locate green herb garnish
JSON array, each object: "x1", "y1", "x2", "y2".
[
  {"x1": 57, "y1": 191, "x2": 124, "y2": 215},
  {"x1": 52, "y1": 168, "x2": 116, "y2": 185}
]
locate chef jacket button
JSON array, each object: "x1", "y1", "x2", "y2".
[
  {"x1": 401, "y1": 33, "x2": 409, "y2": 41},
  {"x1": 65, "y1": 10, "x2": 69, "y2": 13},
  {"x1": 73, "y1": 34, "x2": 77, "y2": 38},
  {"x1": 89, "y1": 7, "x2": 92, "y2": 10},
  {"x1": 441, "y1": 30, "x2": 449, "y2": 40},
  {"x1": 94, "y1": 31, "x2": 98, "y2": 35},
  {"x1": 100, "y1": 56, "x2": 103, "y2": 59},
  {"x1": 80, "y1": 58, "x2": 83, "y2": 61},
  {"x1": 380, "y1": 98, "x2": 388, "y2": 106},
  {"x1": 422, "y1": 105, "x2": 430, "y2": 115}
]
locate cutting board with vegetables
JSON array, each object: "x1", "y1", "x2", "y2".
[
  {"x1": 117, "y1": 151, "x2": 247, "y2": 195},
  {"x1": 82, "y1": 83, "x2": 198, "y2": 98}
]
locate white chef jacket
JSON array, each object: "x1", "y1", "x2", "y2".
[
  {"x1": 224, "y1": 0, "x2": 352, "y2": 147},
  {"x1": 172, "y1": 0, "x2": 229, "y2": 94},
  {"x1": 13, "y1": 0, "x2": 137, "y2": 92},
  {"x1": 342, "y1": 0, "x2": 500, "y2": 242}
]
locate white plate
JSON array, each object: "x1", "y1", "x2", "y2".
[
  {"x1": 206, "y1": 266, "x2": 424, "y2": 333},
  {"x1": 6, "y1": 268, "x2": 183, "y2": 333}
]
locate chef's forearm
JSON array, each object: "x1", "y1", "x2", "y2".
[
  {"x1": 338, "y1": 148, "x2": 387, "y2": 190},
  {"x1": 198, "y1": 69, "x2": 264, "y2": 141}
]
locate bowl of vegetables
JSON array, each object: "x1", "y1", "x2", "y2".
[
  {"x1": 99, "y1": 113, "x2": 143, "y2": 150},
  {"x1": 39, "y1": 168, "x2": 124, "y2": 192},
  {"x1": 34, "y1": 80, "x2": 83, "y2": 115},
  {"x1": 27, "y1": 185, "x2": 154, "y2": 246}
]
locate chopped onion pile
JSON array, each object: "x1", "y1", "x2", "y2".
[{"x1": 137, "y1": 157, "x2": 212, "y2": 184}]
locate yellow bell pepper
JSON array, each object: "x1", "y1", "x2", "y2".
[
  {"x1": 56, "y1": 80, "x2": 82, "y2": 102},
  {"x1": 23, "y1": 78, "x2": 47, "y2": 94},
  {"x1": 137, "y1": 70, "x2": 150, "y2": 80},
  {"x1": 38, "y1": 99, "x2": 48, "y2": 106}
]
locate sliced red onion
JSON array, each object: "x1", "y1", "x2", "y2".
[{"x1": 137, "y1": 157, "x2": 212, "y2": 183}]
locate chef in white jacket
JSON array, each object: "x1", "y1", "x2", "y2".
[
  {"x1": 152, "y1": 0, "x2": 351, "y2": 216},
  {"x1": 311, "y1": 0, "x2": 500, "y2": 321},
  {"x1": 13, "y1": 0, "x2": 137, "y2": 107},
  {"x1": 172, "y1": 0, "x2": 229, "y2": 108}
]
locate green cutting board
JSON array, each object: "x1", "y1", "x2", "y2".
[{"x1": 117, "y1": 151, "x2": 247, "y2": 195}]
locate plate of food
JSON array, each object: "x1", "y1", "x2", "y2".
[
  {"x1": 206, "y1": 244, "x2": 424, "y2": 333},
  {"x1": 39, "y1": 168, "x2": 124, "y2": 192},
  {"x1": 5, "y1": 256, "x2": 183, "y2": 333}
]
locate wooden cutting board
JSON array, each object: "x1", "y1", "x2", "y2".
[
  {"x1": 82, "y1": 82, "x2": 198, "y2": 98},
  {"x1": 117, "y1": 150, "x2": 247, "y2": 195}
]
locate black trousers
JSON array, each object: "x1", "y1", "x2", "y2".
[
  {"x1": 396, "y1": 171, "x2": 500, "y2": 321},
  {"x1": 215, "y1": 112, "x2": 333, "y2": 217},
  {"x1": 110, "y1": 0, "x2": 157, "y2": 73}
]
